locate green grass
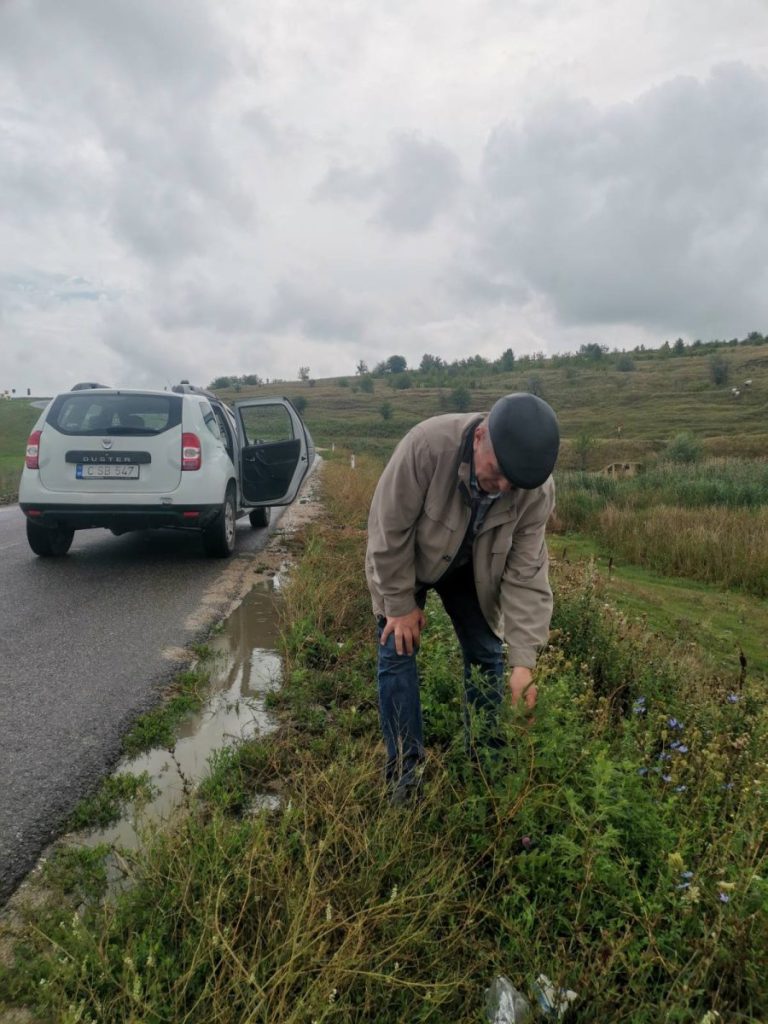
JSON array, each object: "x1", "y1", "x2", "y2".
[
  {"x1": 552, "y1": 533, "x2": 768, "y2": 679},
  {"x1": 121, "y1": 667, "x2": 210, "y2": 758},
  {"x1": 0, "y1": 398, "x2": 41, "y2": 500},
  {"x1": 67, "y1": 773, "x2": 158, "y2": 832},
  {"x1": 3, "y1": 461, "x2": 766, "y2": 1022}
]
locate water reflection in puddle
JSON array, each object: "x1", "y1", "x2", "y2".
[{"x1": 82, "y1": 578, "x2": 284, "y2": 852}]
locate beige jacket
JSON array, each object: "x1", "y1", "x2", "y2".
[{"x1": 365, "y1": 413, "x2": 555, "y2": 669}]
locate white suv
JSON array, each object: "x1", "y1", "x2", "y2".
[{"x1": 19, "y1": 385, "x2": 315, "y2": 558}]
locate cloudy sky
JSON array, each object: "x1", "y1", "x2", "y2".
[{"x1": 2, "y1": 0, "x2": 768, "y2": 393}]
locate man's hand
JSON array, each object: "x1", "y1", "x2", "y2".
[
  {"x1": 380, "y1": 608, "x2": 426, "y2": 656},
  {"x1": 509, "y1": 666, "x2": 537, "y2": 711}
]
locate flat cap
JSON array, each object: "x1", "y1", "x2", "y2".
[{"x1": 487, "y1": 393, "x2": 560, "y2": 489}]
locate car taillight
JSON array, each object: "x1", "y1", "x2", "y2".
[
  {"x1": 182, "y1": 432, "x2": 202, "y2": 471},
  {"x1": 25, "y1": 430, "x2": 42, "y2": 469}
]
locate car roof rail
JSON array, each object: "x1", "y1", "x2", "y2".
[{"x1": 171, "y1": 383, "x2": 218, "y2": 399}]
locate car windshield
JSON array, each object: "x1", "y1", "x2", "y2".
[{"x1": 48, "y1": 393, "x2": 182, "y2": 435}]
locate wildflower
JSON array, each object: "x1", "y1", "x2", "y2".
[
  {"x1": 674, "y1": 784, "x2": 687, "y2": 793},
  {"x1": 325, "y1": 901, "x2": 332, "y2": 922},
  {"x1": 726, "y1": 694, "x2": 740, "y2": 704},
  {"x1": 637, "y1": 767, "x2": 648, "y2": 776},
  {"x1": 721, "y1": 782, "x2": 734, "y2": 791},
  {"x1": 676, "y1": 744, "x2": 689, "y2": 754},
  {"x1": 668, "y1": 852, "x2": 685, "y2": 871},
  {"x1": 676, "y1": 882, "x2": 690, "y2": 890},
  {"x1": 662, "y1": 774, "x2": 672, "y2": 783},
  {"x1": 718, "y1": 892, "x2": 730, "y2": 903},
  {"x1": 684, "y1": 885, "x2": 701, "y2": 904},
  {"x1": 328, "y1": 988, "x2": 338, "y2": 1004},
  {"x1": 669, "y1": 740, "x2": 681, "y2": 750},
  {"x1": 716, "y1": 881, "x2": 736, "y2": 891},
  {"x1": 658, "y1": 752, "x2": 671, "y2": 761},
  {"x1": 633, "y1": 697, "x2": 647, "y2": 715},
  {"x1": 667, "y1": 717, "x2": 684, "y2": 731},
  {"x1": 388, "y1": 885, "x2": 399, "y2": 902},
  {"x1": 681, "y1": 871, "x2": 694, "y2": 879}
]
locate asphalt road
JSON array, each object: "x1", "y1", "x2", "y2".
[{"x1": 0, "y1": 505, "x2": 281, "y2": 901}]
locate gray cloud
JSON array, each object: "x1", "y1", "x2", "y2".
[
  {"x1": 470, "y1": 62, "x2": 768, "y2": 336},
  {"x1": 316, "y1": 133, "x2": 463, "y2": 232},
  {"x1": 263, "y1": 280, "x2": 371, "y2": 342}
]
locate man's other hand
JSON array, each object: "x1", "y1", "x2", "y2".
[
  {"x1": 380, "y1": 608, "x2": 426, "y2": 656},
  {"x1": 509, "y1": 666, "x2": 537, "y2": 711}
]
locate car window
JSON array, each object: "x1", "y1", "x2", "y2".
[
  {"x1": 239, "y1": 404, "x2": 294, "y2": 445},
  {"x1": 200, "y1": 401, "x2": 221, "y2": 439},
  {"x1": 47, "y1": 394, "x2": 182, "y2": 435}
]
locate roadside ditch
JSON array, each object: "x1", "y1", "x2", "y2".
[{"x1": 0, "y1": 466, "x2": 324, "y2": 978}]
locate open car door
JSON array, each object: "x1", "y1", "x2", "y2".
[{"x1": 234, "y1": 398, "x2": 315, "y2": 506}]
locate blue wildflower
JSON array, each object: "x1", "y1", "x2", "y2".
[
  {"x1": 662, "y1": 774, "x2": 672, "y2": 783},
  {"x1": 681, "y1": 871, "x2": 694, "y2": 879},
  {"x1": 674, "y1": 784, "x2": 687, "y2": 793},
  {"x1": 669, "y1": 740, "x2": 681, "y2": 750},
  {"x1": 667, "y1": 717, "x2": 684, "y2": 731},
  {"x1": 676, "y1": 745, "x2": 689, "y2": 754},
  {"x1": 638, "y1": 767, "x2": 648, "y2": 776},
  {"x1": 633, "y1": 697, "x2": 647, "y2": 715},
  {"x1": 676, "y1": 882, "x2": 690, "y2": 890},
  {"x1": 719, "y1": 892, "x2": 730, "y2": 903},
  {"x1": 726, "y1": 694, "x2": 740, "y2": 704}
]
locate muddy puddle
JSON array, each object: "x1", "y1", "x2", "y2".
[{"x1": 81, "y1": 576, "x2": 285, "y2": 854}]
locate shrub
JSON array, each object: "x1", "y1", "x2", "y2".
[
  {"x1": 664, "y1": 432, "x2": 701, "y2": 464},
  {"x1": 709, "y1": 354, "x2": 729, "y2": 385}
]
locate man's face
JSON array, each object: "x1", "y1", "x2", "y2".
[{"x1": 472, "y1": 423, "x2": 514, "y2": 494}]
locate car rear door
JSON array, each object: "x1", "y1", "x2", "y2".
[
  {"x1": 233, "y1": 398, "x2": 314, "y2": 506},
  {"x1": 39, "y1": 391, "x2": 184, "y2": 494}
]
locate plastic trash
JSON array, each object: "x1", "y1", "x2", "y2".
[
  {"x1": 532, "y1": 973, "x2": 578, "y2": 1019},
  {"x1": 485, "y1": 975, "x2": 534, "y2": 1023}
]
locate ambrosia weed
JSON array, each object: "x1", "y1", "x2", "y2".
[{"x1": 2, "y1": 457, "x2": 767, "y2": 1023}]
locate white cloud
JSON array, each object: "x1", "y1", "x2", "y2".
[{"x1": 1, "y1": 0, "x2": 768, "y2": 393}]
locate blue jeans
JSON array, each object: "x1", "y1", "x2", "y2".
[{"x1": 377, "y1": 562, "x2": 505, "y2": 786}]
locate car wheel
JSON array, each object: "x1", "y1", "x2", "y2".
[
  {"x1": 26, "y1": 520, "x2": 74, "y2": 557},
  {"x1": 249, "y1": 507, "x2": 271, "y2": 529},
  {"x1": 203, "y1": 486, "x2": 236, "y2": 558}
]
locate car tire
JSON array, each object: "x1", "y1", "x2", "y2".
[
  {"x1": 203, "y1": 485, "x2": 236, "y2": 558},
  {"x1": 249, "y1": 507, "x2": 271, "y2": 529},
  {"x1": 26, "y1": 520, "x2": 74, "y2": 557}
]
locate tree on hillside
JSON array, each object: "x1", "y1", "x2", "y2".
[
  {"x1": 574, "y1": 431, "x2": 595, "y2": 471},
  {"x1": 579, "y1": 343, "x2": 608, "y2": 361},
  {"x1": 709, "y1": 354, "x2": 729, "y2": 385},
  {"x1": 420, "y1": 353, "x2": 445, "y2": 372},
  {"x1": 385, "y1": 354, "x2": 407, "y2": 374},
  {"x1": 209, "y1": 376, "x2": 233, "y2": 389},
  {"x1": 497, "y1": 348, "x2": 515, "y2": 371},
  {"x1": 673, "y1": 338, "x2": 686, "y2": 354},
  {"x1": 356, "y1": 360, "x2": 369, "y2": 375},
  {"x1": 449, "y1": 385, "x2": 471, "y2": 411},
  {"x1": 298, "y1": 366, "x2": 310, "y2": 382}
]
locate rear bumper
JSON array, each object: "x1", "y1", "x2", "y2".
[{"x1": 19, "y1": 503, "x2": 222, "y2": 532}]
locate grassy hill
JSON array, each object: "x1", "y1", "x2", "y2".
[
  {"x1": 214, "y1": 342, "x2": 768, "y2": 466},
  {"x1": 0, "y1": 343, "x2": 765, "y2": 501}
]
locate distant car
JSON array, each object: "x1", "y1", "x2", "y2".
[{"x1": 19, "y1": 385, "x2": 315, "y2": 557}]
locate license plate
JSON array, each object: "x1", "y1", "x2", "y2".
[{"x1": 76, "y1": 464, "x2": 140, "y2": 479}]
